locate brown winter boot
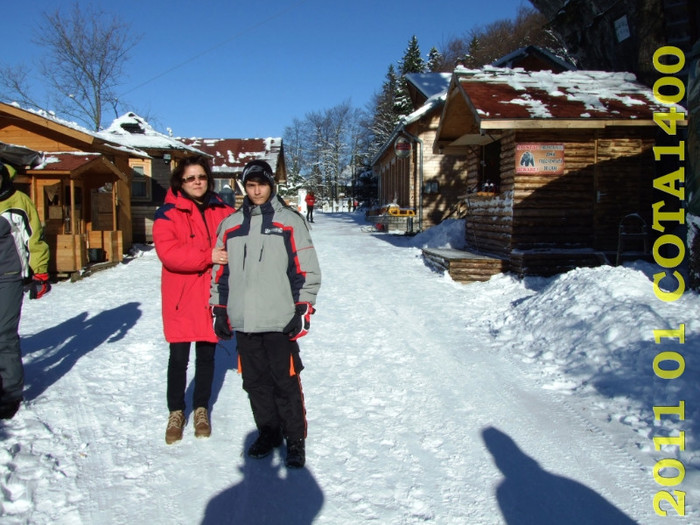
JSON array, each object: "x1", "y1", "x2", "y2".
[
  {"x1": 165, "y1": 410, "x2": 185, "y2": 444},
  {"x1": 194, "y1": 407, "x2": 211, "y2": 439}
]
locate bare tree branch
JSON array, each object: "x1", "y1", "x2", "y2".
[{"x1": 34, "y1": 2, "x2": 141, "y2": 130}]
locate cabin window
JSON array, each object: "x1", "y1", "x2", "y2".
[
  {"x1": 131, "y1": 165, "x2": 151, "y2": 201},
  {"x1": 479, "y1": 140, "x2": 501, "y2": 193},
  {"x1": 423, "y1": 180, "x2": 439, "y2": 194}
]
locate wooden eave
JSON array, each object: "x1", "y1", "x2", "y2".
[
  {"x1": 434, "y1": 79, "x2": 482, "y2": 153},
  {"x1": 479, "y1": 118, "x2": 686, "y2": 130},
  {"x1": 0, "y1": 103, "x2": 97, "y2": 146}
]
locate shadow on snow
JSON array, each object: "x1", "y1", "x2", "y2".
[
  {"x1": 482, "y1": 426, "x2": 636, "y2": 524},
  {"x1": 184, "y1": 337, "x2": 239, "y2": 421},
  {"x1": 20, "y1": 302, "x2": 142, "y2": 400},
  {"x1": 201, "y1": 430, "x2": 324, "y2": 525}
]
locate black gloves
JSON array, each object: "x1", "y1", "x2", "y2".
[
  {"x1": 212, "y1": 306, "x2": 232, "y2": 340},
  {"x1": 29, "y1": 273, "x2": 51, "y2": 300},
  {"x1": 283, "y1": 302, "x2": 315, "y2": 341}
]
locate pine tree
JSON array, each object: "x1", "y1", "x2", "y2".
[
  {"x1": 464, "y1": 36, "x2": 480, "y2": 68},
  {"x1": 395, "y1": 36, "x2": 426, "y2": 117},
  {"x1": 427, "y1": 47, "x2": 444, "y2": 72},
  {"x1": 399, "y1": 35, "x2": 426, "y2": 75},
  {"x1": 370, "y1": 64, "x2": 400, "y2": 152}
]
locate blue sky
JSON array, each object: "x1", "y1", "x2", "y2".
[{"x1": 3, "y1": 0, "x2": 529, "y2": 139}]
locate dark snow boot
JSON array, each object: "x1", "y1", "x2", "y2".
[
  {"x1": 247, "y1": 427, "x2": 283, "y2": 459},
  {"x1": 285, "y1": 438, "x2": 305, "y2": 469},
  {"x1": 0, "y1": 399, "x2": 21, "y2": 420}
]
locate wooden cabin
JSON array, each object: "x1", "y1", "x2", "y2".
[
  {"x1": 0, "y1": 102, "x2": 143, "y2": 275},
  {"x1": 372, "y1": 73, "x2": 469, "y2": 231},
  {"x1": 179, "y1": 137, "x2": 287, "y2": 210},
  {"x1": 100, "y1": 113, "x2": 209, "y2": 243},
  {"x1": 432, "y1": 66, "x2": 687, "y2": 280}
]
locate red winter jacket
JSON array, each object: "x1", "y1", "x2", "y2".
[
  {"x1": 305, "y1": 193, "x2": 316, "y2": 207},
  {"x1": 153, "y1": 189, "x2": 233, "y2": 343}
]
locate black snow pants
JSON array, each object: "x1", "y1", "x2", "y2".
[
  {"x1": 0, "y1": 280, "x2": 24, "y2": 405},
  {"x1": 235, "y1": 331, "x2": 307, "y2": 441}
]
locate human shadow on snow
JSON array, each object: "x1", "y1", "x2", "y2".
[
  {"x1": 482, "y1": 426, "x2": 636, "y2": 525},
  {"x1": 20, "y1": 302, "x2": 142, "y2": 401},
  {"x1": 201, "y1": 431, "x2": 324, "y2": 525}
]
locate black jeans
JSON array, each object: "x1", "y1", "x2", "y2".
[{"x1": 167, "y1": 341, "x2": 215, "y2": 412}]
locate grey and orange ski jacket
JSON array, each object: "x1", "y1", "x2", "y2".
[{"x1": 210, "y1": 194, "x2": 321, "y2": 334}]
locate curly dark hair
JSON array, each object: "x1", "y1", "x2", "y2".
[{"x1": 170, "y1": 155, "x2": 214, "y2": 195}]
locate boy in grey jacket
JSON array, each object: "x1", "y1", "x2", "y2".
[{"x1": 210, "y1": 160, "x2": 321, "y2": 468}]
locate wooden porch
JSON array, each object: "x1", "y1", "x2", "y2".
[
  {"x1": 22, "y1": 154, "x2": 128, "y2": 275},
  {"x1": 422, "y1": 248, "x2": 509, "y2": 283}
]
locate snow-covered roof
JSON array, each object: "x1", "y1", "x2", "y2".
[
  {"x1": 99, "y1": 113, "x2": 205, "y2": 155},
  {"x1": 371, "y1": 77, "x2": 450, "y2": 165},
  {"x1": 405, "y1": 72, "x2": 452, "y2": 99},
  {"x1": 28, "y1": 151, "x2": 128, "y2": 182},
  {"x1": 33, "y1": 151, "x2": 102, "y2": 171},
  {"x1": 0, "y1": 102, "x2": 151, "y2": 158},
  {"x1": 453, "y1": 65, "x2": 683, "y2": 121},
  {"x1": 179, "y1": 137, "x2": 284, "y2": 176}
]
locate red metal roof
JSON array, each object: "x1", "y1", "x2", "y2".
[
  {"x1": 179, "y1": 137, "x2": 284, "y2": 176},
  {"x1": 33, "y1": 152, "x2": 102, "y2": 172},
  {"x1": 456, "y1": 67, "x2": 679, "y2": 122}
]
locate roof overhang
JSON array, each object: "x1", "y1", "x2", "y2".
[
  {"x1": 434, "y1": 77, "x2": 482, "y2": 153},
  {"x1": 434, "y1": 67, "x2": 688, "y2": 155},
  {"x1": 0, "y1": 102, "x2": 98, "y2": 146}
]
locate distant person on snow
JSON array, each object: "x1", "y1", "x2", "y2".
[
  {"x1": 0, "y1": 162, "x2": 51, "y2": 419},
  {"x1": 305, "y1": 191, "x2": 316, "y2": 223},
  {"x1": 210, "y1": 160, "x2": 321, "y2": 469},
  {"x1": 153, "y1": 155, "x2": 234, "y2": 444}
]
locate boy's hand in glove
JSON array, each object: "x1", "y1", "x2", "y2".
[
  {"x1": 283, "y1": 302, "x2": 315, "y2": 341},
  {"x1": 212, "y1": 306, "x2": 232, "y2": 340},
  {"x1": 29, "y1": 273, "x2": 51, "y2": 299}
]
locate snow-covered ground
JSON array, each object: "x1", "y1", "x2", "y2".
[{"x1": 2, "y1": 213, "x2": 697, "y2": 524}]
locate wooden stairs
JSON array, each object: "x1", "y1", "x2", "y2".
[{"x1": 422, "y1": 248, "x2": 509, "y2": 283}]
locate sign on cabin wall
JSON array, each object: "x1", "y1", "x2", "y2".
[
  {"x1": 394, "y1": 136, "x2": 412, "y2": 158},
  {"x1": 515, "y1": 144, "x2": 565, "y2": 175}
]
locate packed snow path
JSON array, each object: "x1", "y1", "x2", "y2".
[{"x1": 2, "y1": 213, "x2": 697, "y2": 524}]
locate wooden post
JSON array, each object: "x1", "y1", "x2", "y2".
[
  {"x1": 69, "y1": 179, "x2": 76, "y2": 235},
  {"x1": 112, "y1": 182, "x2": 118, "y2": 231}
]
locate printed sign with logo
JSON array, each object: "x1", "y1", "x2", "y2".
[
  {"x1": 394, "y1": 137, "x2": 412, "y2": 158},
  {"x1": 515, "y1": 144, "x2": 565, "y2": 174}
]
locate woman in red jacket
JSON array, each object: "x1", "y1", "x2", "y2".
[{"x1": 153, "y1": 155, "x2": 233, "y2": 444}]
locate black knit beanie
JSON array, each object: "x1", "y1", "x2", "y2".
[{"x1": 241, "y1": 160, "x2": 275, "y2": 187}]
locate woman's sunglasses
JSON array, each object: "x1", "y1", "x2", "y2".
[{"x1": 182, "y1": 174, "x2": 208, "y2": 183}]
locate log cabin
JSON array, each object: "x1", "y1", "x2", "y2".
[
  {"x1": 0, "y1": 102, "x2": 151, "y2": 274},
  {"x1": 371, "y1": 72, "x2": 469, "y2": 232},
  {"x1": 431, "y1": 66, "x2": 687, "y2": 281}
]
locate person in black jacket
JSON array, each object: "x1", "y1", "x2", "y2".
[{"x1": 0, "y1": 163, "x2": 51, "y2": 419}]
